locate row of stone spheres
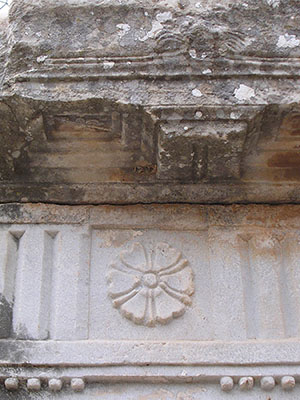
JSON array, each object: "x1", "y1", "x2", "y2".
[{"x1": 0, "y1": 0, "x2": 300, "y2": 398}]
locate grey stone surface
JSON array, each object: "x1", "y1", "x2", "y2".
[
  {"x1": 0, "y1": 0, "x2": 300, "y2": 398},
  {"x1": 0, "y1": 0, "x2": 299, "y2": 203},
  {"x1": 0, "y1": 204, "x2": 298, "y2": 397}
]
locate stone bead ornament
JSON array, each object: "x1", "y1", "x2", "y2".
[
  {"x1": 239, "y1": 377, "x2": 254, "y2": 390},
  {"x1": 48, "y1": 378, "x2": 63, "y2": 392},
  {"x1": 281, "y1": 376, "x2": 296, "y2": 390},
  {"x1": 4, "y1": 378, "x2": 19, "y2": 391},
  {"x1": 1, "y1": 375, "x2": 298, "y2": 393},
  {"x1": 107, "y1": 242, "x2": 194, "y2": 326},
  {"x1": 261, "y1": 376, "x2": 276, "y2": 391},
  {"x1": 71, "y1": 378, "x2": 85, "y2": 392},
  {"x1": 220, "y1": 376, "x2": 297, "y2": 392},
  {"x1": 2, "y1": 377, "x2": 85, "y2": 392},
  {"x1": 220, "y1": 377, "x2": 234, "y2": 392},
  {"x1": 27, "y1": 378, "x2": 41, "y2": 391}
]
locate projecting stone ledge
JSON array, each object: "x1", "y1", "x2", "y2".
[{"x1": 0, "y1": 0, "x2": 299, "y2": 203}]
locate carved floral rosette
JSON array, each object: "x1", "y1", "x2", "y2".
[{"x1": 107, "y1": 242, "x2": 194, "y2": 326}]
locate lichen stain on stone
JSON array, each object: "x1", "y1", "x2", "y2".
[
  {"x1": 234, "y1": 84, "x2": 255, "y2": 101},
  {"x1": 0, "y1": 388, "x2": 44, "y2": 400},
  {"x1": 96, "y1": 228, "x2": 144, "y2": 248},
  {"x1": 277, "y1": 34, "x2": 300, "y2": 48},
  {"x1": 280, "y1": 113, "x2": 300, "y2": 137},
  {"x1": 139, "y1": 388, "x2": 175, "y2": 400},
  {"x1": 0, "y1": 336, "x2": 27, "y2": 365},
  {"x1": 108, "y1": 169, "x2": 136, "y2": 183},
  {"x1": 139, "y1": 11, "x2": 172, "y2": 42},
  {"x1": 0, "y1": 295, "x2": 12, "y2": 338},
  {"x1": 0, "y1": 204, "x2": 23, "y2": 221},
  {"x1": 281, "y1": 168, "x2": 300, "y2": 181},
  {"x1": 268, "y1": 152, "x2": 300, "y2": 169},
  {"x1": 266, "y1": 0, "x2": 280, "y2": 7},
  {"x1": 264, "y1": 111, "x2": 300, "y2": 181}
]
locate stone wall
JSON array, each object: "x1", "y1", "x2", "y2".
[{"x1": 0, "y1": 0, "x2": 300, "y2": 398}]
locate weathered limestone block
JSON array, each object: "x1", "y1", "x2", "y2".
[
  {"x1": 0, "y1": 0, "x2": 299, "y2": 203},
  {"x1": 0, "y1": 0, "x2": 300, "y2": 398},
  {"x1": 0, "y1": 204, "x2": 298, "y2": 398}
]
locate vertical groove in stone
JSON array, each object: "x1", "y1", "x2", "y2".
[
  {"x1": 248, "y1": 234, "x2": 285, "y2": 339},
  {"x1": 279, "y1": 234, "x2": 300, "y2": 338},
  {"x1": 50, "y1": 229, "x2": 90, "y2": 340},
  {"x1": 238, "y1": 234, "x2": 258, "y2": 340},
  {"x1": 49, "y1": 231, "x2": 60, "y2": 340},
  {"x1": 208, "y1": 229, "x2": 247, "y2": 341},
  {"x1": 0, "y1": 230, "x2": 23, "y2": 338},
  {"x1": 13, "y1": 228, "x2": 57, "y2": 339},
  {"x1": 75, "y1": 232, "x2": 91, "y2": 340},
  {"x1": 40, "y1": 230, "x2": 58, "y2": 340}
]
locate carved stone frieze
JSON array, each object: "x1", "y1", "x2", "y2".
[
  {"x1": 107, "y1": 242, "x2": 194, "y2": 326},
  {"x1": 0, "y1": 203, "x2": 299, "y2": 398},
  {"x1": 0, "y1": 0, "x2": 300, "y2": 398}
]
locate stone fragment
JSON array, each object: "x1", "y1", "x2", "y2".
[
  {"x1": 239, "y1": 377, "x2": 254, "y2": 390},
  {"x1": 48, "y1": 378, "x2": 63, "y2": 392},
  {"x1": 261, "y1": 376, "x2": 275, "y2": 391},
  {"x1": 27, "y1": 378, "x2": 41, "y2": 391},
  {"x1": 4, "y1": 378, "x2": 19, "y2": 390},
  {"x1": 71, "y1": 378, "x2": 85, "y2": 392},
  {"x1": 281, "y1": 376, "x2": 295, "y2": 390},
  {"x1": 220, "y1": 377, "x2": 234, "y2": 392}
]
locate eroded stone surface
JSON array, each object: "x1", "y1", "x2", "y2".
[
  {"x1": 0, "y1": 1, "x2": 299, "y2": 399},
  {"x1": 0, "y1": 0, "x2": 299, "y2": 203}
]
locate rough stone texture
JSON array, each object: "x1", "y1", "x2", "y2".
[
  {"x1": 1, "y1": 0, "x2": 300, "y2": 398},
  {"x1": 0, "y1": 0, "x2": 300, "y2": 203},
  {"x1": 0, "y1": 204, "x2": 299, "y2": 398}
]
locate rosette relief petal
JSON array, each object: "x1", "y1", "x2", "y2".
[{"x1": 107, "y1": 242, "x2": 194, "y2": 326}]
